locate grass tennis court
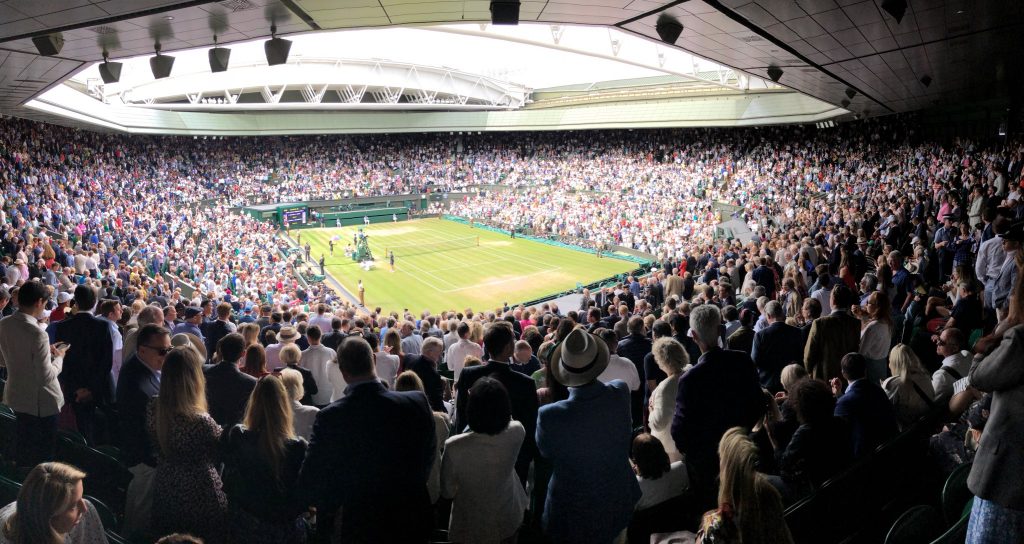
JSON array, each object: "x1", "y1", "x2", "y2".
[{"x1": 294, "y1": 218, "x2": 638, "y2": 314}]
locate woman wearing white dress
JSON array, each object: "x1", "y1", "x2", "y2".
[
  {"x1": 882, "y1": 344, "x2": 935, "y2": 430},
  {"x1": 648, "y1": 338, "x2": 690, "y2": 463},
  {"x1": 441, "y1": 377, "x2": 527, "y2": 544}
]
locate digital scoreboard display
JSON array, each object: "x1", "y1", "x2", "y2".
[{"x1": 282, "y1": 206, "x2": 307, "y2": 225}]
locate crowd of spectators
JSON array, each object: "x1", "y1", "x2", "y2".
[{"x1": 0, "y1": 115, "x2": 1023, "y2": 543}]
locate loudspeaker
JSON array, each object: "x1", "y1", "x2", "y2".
[
  {"x1": 767, "y1": 66, "x2": 783, "y2": 83},
  {"x1": 490, "y1": 1, "x2": 520, "y2": 25},
  {"x1": 99, "y1": 61, "x2": 122, "y2": 84},
  {"x1": 32, "y1": 33, "x2": 64, "y2": 56},
  {"x1": 655, "y1": 14, "x2": 683, "y2": 44},
  {"x1": 264, "y1": 37, "x2": 292, "y2": 66},
  {"x1": 150, "y1": 54, "x2": 175, "y2": 79},
  {"x1": 209, "y1": 47, "x2": 231, "y2": 73}
]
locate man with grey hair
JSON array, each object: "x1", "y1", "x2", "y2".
[
  {"x1": 121, "y1": 305, "x2": 163, "y2": 364},
  {"x1": 751, "y1": 300, "x2": 804, "y2": 392},
  {"x1": 671, "y1": 303, "x2": 765, "y2": 508},
  {"x1": 400, "y1": 320, "x2": 423, "y2": 356},
  {"x1": 404, "y1": 336, "x2": 444, "y2": 411}
]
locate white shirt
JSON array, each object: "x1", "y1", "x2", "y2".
[
  {"x1": 291, "y1": 400, "x2": 320, "y2": 441},
  {"x1": 300, "y1": 344, "x2": 336, "y2": 406},
  {"x1": 447, "y1": 338, "x2": 483, "y2": 383},
  {"x1": 327, "y1": 361, "x2": 348, "y2": 402},
  {"x1": 309, "y1": 314, "x2": 333, "y2": 333},
  {"x1": 975, "y1": 235, "x2": 1007, "y2": 283},
  {"x1": 375, "y1": 351, "x2": 400, "y2": 388},
  {"x1": 811, "y1": 286, "x2": 833, "y2": 316},
  {"x1": 636, "y1": 461, "x2": 689, "y2": 511},
  {"x1": 598, "y1": 353, "x2": 641, "y2": 391},
  {"x1": 931, "y1": 350, "x2": 972, "y2": 401}
]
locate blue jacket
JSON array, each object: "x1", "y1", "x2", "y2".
[
  {"x1": 537, "y1": 380, "x2": 640, "y2": 544},
  {"x1": 834, "y1": 378, "x2": 899, "y2": 458}
]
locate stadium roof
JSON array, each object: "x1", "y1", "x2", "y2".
[{"x1": 1, "y1": 0, "x2": 1020, "y2": 133}]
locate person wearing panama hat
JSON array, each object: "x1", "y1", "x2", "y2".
[{"x1": 536, "y1": 327, "x2": 641, "y2": 544}]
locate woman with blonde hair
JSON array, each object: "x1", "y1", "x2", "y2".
[
  {"x1": 237, "y1": 323, "x2": 260, "y2": 349},
  {"x1": 694, "y1": 427, "x2": 793, "y2": 544},
  {"x1": 0, "y1": 462, "x2": 106, "y2": 544},
  {"x1": 147, "y1": 346, "x2": 227, "y2": 542},
  {"x1": 382, "y1": 329, "x2": 405, "y2": 372},
  {"x1": 279, "y1": 344, "x2": 317, "y2": 405},
  {"x1": 222, "y1": 375, "x2": 307, "y2": 543},
  {"x1": 395, "y1": 371, "x2": 450, "y2": 506},
  {"x1": 647, "y1": 338, "x2": 689, "y2": 463},
  {"x1": 280, "y1": 368, "x2": 319, "y2": 441},
  {"x1": 883, "y1": 344, "x2": 935, "y2": 430}
]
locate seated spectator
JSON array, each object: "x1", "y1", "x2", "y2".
[
  {"x1": 631, "y1": 433, "x2": 688, "y2": 511},
  {"x1": 396, "y1": 371, "x2": 450, "y2": 506},
  {"x1": 280, "y1": 368, "x2": 319, "y2": 441},
  {"x1": 536, "y1": 328, "x2": 640, "y2": 544},
  {"x1": 276, "y1": 344, "x2": 318, "y2": 406},
  {"x1": 931, "y1": 328, "x2": 972, "y2": 402},
  {"x1": 0, "y1": 462, "x2": 107, "y2": 544},
  {"x1": 440, "y1": 377, "x2": 527, "y2": 544},
  {"x1": 148, "y1": 346, "x2": 228, "y2": 542},
  {"x1": 222, "y1": 374, "x2": 307, "y2": 543},
  {"x1": 832, "y1": 353, "x2": 899, "y2": 458},
  {"x1": 648, "y1": 337, "x2": 689, "y2": 463},
  {"x1": 883, "y1": 344, "x2": 936, "y2": 429},
  {"x1": 204, "y1": 333, "x2": 257, "y2": 428},
  {"x1": 773, "y1": 379, "x2": 852, "y2": 499}
]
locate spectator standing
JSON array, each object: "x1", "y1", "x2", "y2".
[
  {"x1": 299, "y1": 325, "x2": 335, "y2": 407},
  {"x1": 832, "y1": 353, "x2": 899, "y2": 458},
  {"x1": 117, "y1": 324, "x2": 170, "y2": 468},
  {"x1": 647, "y1": 338, "x2": 688, "y2": 463},
  {"x1": 883, "y1": 344, "x2": 936, "y2": 430},
  {"x1": 751, "y1": 301, "x2": 805, "y2": 393},
  {"x1": 803, "y1": 285, "x2": 861, "y2": 381},
  {"x1": 446, "y1": 321, "x2": 483, "y2": 383},
  {"x1": 280, "y1": 368, "x2": 319, "y2": 441},
  {"x1": 395, "y1": 371, "x2": 450, "y2": 506},
  {"x1": 0, "y1": 280, "x2": 68, "y2": 466},
  {"x1": 204, "y1": 333, "x2": 257, "y2": 428}
]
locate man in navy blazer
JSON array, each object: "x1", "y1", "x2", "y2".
[
  {"x1": 455, "y1": 322, "x2": 538, "y2": 485},
  {"x1": 54, "y1": 284, "x2": 114, "y2": 444},
  {"x1": 751, "y1": 301, "x2": 806, "y2": 392},
  {"x1": 203, "y1": 333, "x2": 255, "y2": 428},
  {"x1": 116, "y1": 324, "x2": 170, "y2": 467},
  {"x1": 672, "y1": 304, "x2": 765, "y2": 507},
  {"x1": 298, "y1": 336, "x2": 436, "y2": 543},
  {"x1": 833, "y1": 353, "x2": 899, "y2": 458}
]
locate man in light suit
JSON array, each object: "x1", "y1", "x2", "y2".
[
  {"x1": 966, "y1": 323, "x2": 1024, "y2": 533},
  {"x1": 455, "y1": 322, "x2": 538, "y2": 485},
  {"x1": 203, "y1": 333, "x2": 255, "y2": 428},
  {"x1": 804, "y1": 285, "x2": 861, "y2": 381},
  {"x1": 298, "y1": 336, "x2": 436, "y2": 543},
  {"x1": 53, "y1": 284, "x2": 114, "y2": 444},
  {"x1": 663, "y1": 271, "x2": 684, "y2": 301},
  {"x1": 751, "y1": 301, "x2": 805, "y2": 392},
  {"x1": 0, "y1": 280, "x2": 69, "y2": 466},
  {"x1": 536, "y1": 328, "x2": 640, "y2": 544}
]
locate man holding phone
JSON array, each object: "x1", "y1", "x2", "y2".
[{"x1": 0, "y1": 280, "x2": 69, "y2": 466}]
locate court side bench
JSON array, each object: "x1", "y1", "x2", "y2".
[{"x1": 784, "y1": 409, "x2": 944, "y2": 544}]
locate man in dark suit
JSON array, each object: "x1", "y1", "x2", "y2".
[
  {"x1": 297, "y1": 336, "x2": 435, "y2": 543},
  {"x1": 726, "y1": 309, "x2": 756, "y2": 355},
  {"x1": 54, "y1": 284, "x2": 115, "y2": 444},
  {"x1": 116, "y1": 324, "x2": 169, "y2": 467},
  {"x1": 203, "y1": 333, "x2": 255, "y2": 428},
  {"x1": 751, "y1": 301, "x2": 806, "y2": 392},
  {"x1": 833, "y1": 353, "x2": 899, "y2": 458},
  {"x1": 404, "y1": 336, "x2": 445, "y2": 411},
  {"x1": 321, "y1": 317, "x2": 346, "y2": 351},
  {"x1": 203, "y1": 302, "x2": 236, "y2": 361},
  {"x1": 455, "y1": 322, "x2": 539, "y2": 485},
  {"x1": 672, "y1": 304, "x2": 765, "y2": 508},
  {"x1": 616, "y1": 316, "x2": 651, "y2": 427},
  {"x1": 751, "y1": 257, "x2": 777, "y2": 299}
]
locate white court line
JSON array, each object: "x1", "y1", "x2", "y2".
[
  {"x1": 393, "y1": 257, "x2": 460, "y2": 291},
  {"x1": 413, "y1": 225, "x2": 552, "y2": 273},
  {"x1": 438, "y1": 266, "x2": 563, "y2": 293}
]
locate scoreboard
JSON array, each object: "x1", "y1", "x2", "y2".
[{"x1": 281, "y1": 206, "x2": 308, "y2": 226}]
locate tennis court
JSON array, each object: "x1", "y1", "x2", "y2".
[{"x1": 295, "y1": 218, "x2": 638, "y2": 314}]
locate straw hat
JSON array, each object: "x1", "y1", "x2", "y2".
[{"x1": 550, "y1": 328, "x2": 610, "y2": 387}]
